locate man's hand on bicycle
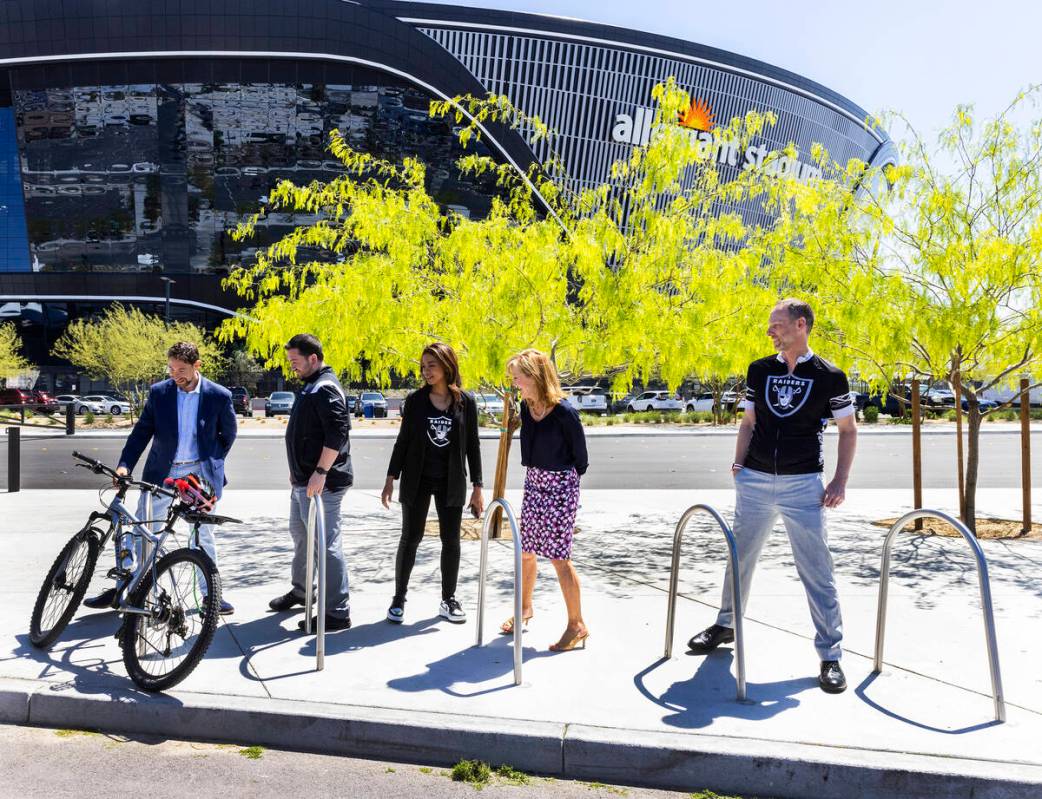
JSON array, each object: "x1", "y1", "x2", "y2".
[{"x1": 112, "y1": 465, "x2": 129, "y2": 487}]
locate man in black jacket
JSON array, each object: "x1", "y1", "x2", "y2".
[{"x1": 268, "y1": 334, "x2": 353, "y2": 631}]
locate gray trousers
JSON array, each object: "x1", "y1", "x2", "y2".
[
  {"x1": 716, "y1": 468, "x2": 844, "y2": 661},
  {"x1": 288, "y1": 486, "x2": 350, "y2": 619}
]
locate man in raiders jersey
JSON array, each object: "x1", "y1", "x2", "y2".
[{"x1": 687, "y1": 298, "x2": 857, "y2": 693}]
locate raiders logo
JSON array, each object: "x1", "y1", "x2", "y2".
[
  {"x1": 428, "y1": 415, "x2": 452, "y2": 447},
  {"x1": 765, "y1": 374, "x2": 814, "y2": 418}
]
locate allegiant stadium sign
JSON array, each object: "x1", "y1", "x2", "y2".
[{"x1": 611, "y1": 97, "x2": 824, "y2": 183}]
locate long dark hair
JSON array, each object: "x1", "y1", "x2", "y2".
[{"x1": 422, "y1": 342, "x2": 464, "y2": 411}]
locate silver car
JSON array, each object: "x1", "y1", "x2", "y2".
[
  {"x1": 56, "y1": 394, "x2": 106, "y2": 415},
  {"x1": 82, "y1": 394, "x2": 131, "y2": 415},
  {"x1": 265, "y1": 391, "x2": 296, "y2": 416}
]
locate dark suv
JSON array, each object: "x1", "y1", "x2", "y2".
[{"x1": 230, "y1": 387, "x2": 253, "y2": 417}]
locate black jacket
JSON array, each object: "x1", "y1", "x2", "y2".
[
  {"x1": 387, "y1": 386, "x2": 482, "y2": 507},
  {"x1": 285, "y1": 366, "x2": 353, "y2": 490}
]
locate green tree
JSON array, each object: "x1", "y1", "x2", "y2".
[
  {"x1": 223, "y1": 348, "x2": 265, "y2": 390},
  {"x1": 0, "y1": 323, "x2": 32, "y2": 384},
  {"x1": 765, "y1": 90, "x2": 1042, "y2": 532},
  {"x1": 53, "y1": 304, "x2": 225, "y2": 418}
]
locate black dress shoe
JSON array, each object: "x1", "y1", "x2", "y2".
[
  {"x1": 819, "y1": 660, "x2": 847, "y2": 693},
  {"x1": 268, "y1": 591, "x2": 307, "y2": 612},
  {"x1": 83, "y1": 587, "x2": 118, "y2": 609},
  {"x1": 686, "y1": 624, "x2": 735, "y2": 654},
  {"x1": 297, "y1": 615, "x2": 352, "y2": 632},
  {"x1": 202, "y1": 596, "x2": 235, "y2": 616}
]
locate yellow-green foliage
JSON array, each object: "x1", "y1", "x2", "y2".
[{"x1": 0, "y1": 322, "x2": 31, "y2": 380}]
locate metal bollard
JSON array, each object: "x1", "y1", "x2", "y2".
[
  {"x1": 304, "y1": 494, "x2": 327, "y2": 671},
  {"x1": 475, "y1": 497, "x2": 523, "y2": 686},
  {"x1": 65, "y1": 404, "x2": 75, "y2": 435},
  {"x1": 874, "y1": 508, "x2": 1005, "y2": 722},
  {"x1": 7, "y1": 426, "x2": 19, "y2": 493},
  {"x1": 664, "y1": 503, "x2": 746, "y2": 702}
]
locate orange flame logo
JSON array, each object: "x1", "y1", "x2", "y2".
[{"x1": 677, "y1": 97, "x2": 715, "y2": 132}]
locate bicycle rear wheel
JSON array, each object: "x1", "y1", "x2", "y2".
[
  {"x1": 29, "y1": 528, "x2": 101, "y2": 648},
  {"x1": 121, "y1": 547, "x2": 221, "y2": 692}
]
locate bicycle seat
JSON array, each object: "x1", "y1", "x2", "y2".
[{"x1": 182, "y1": 511, "x2": 242, "y2": 527}]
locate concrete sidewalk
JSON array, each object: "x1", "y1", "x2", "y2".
[{"x1": 3, "y1": 488, "x2": 1041, "y2": 798}]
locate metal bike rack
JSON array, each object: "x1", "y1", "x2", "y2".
[
  {"x1": 135, "y1": 492, "x2": 155, "y2": 659},
  {"x1": 303, "y1": 494, "x2": 327, "y2": 671},
  {"x1": 664, "y1": 503, "x2": 747, "y2": 702},
  {"x1": 475, "y1": 497, "x2": 523, "y2": 686},
  {"x1": 874, "y1": 508, "x2": 1005, "y2": 722}
]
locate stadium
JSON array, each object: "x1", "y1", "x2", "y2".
[{"x1": 0, "y1": 0, "x2": 895, "y2": 390}]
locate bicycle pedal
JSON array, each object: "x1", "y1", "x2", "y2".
[{"x1": 106, "y1": 567, "x2": 131, "y2": 581}]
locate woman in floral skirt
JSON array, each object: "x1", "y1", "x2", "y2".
[{"x1": 502, "y1": 349, "x2": 590, "y2": 651}]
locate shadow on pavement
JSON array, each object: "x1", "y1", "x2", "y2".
[
  {"x1": 854, "y1": 671, "x2": 1003, "y2": 734},
  {"x1": 634, "y1": 650, "x2": 816, "y2": 730}
]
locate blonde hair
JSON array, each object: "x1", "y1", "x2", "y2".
[{"x1": 507, "y1": 349, "x2": 565, "y2": 408}]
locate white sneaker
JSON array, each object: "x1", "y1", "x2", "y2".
[
  {"x1": 387, "y1": 596, "x2": 405, "y2": 624},
  {"x1": 439, "y1": 596, "x2": 467, "y2": 623}
]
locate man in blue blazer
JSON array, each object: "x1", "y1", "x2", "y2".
[{"x1": 84, "y1": 341, "x2": 238, "y2": 614}]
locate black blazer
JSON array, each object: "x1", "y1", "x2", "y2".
[{"x1": 387, "y1": 386, "x2": 483, "y2": 507}]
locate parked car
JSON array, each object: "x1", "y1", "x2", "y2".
[
  {"x1": 54, "y1": 394, "x2": 106, "y2": 415},
  {"x1": 475, "y1": 392, "x2": 505, "y2": 416},
  {"x1": 857, "y1": 391, "x2": 908, "y2": 417},
  {"x1": 0, "y1": 388, "x2": 34, "y2": 408},
  {"x1": 684, "y1": 393, "x2": 715, "y2": 412},
  {"x1": 923, "y1": 387, "x2": 955, "y2": 407},
  {"x1": 82, "y1": 394, "x2": 131, "y2": 415},
  {"x1": 265, "y1": 391, "x2": 295, "y2": 417},
  {"x1": 358, "y1": 391, "x2": 388, "y2": 418},
  {"x1": 626, "y1": 390, "x2": 683, "y2": 413},
  {"x1": 31, "y1": 390, "x2": 60, "y2": 414},
  {"x1": 230, "y1": 386, "x2": 253, "y2": 417},
  {"x1": 611, "y1": 393, "x2": 637, "y2": 414},
  {"x1": 563, "y1": 387, "x2": 608, "y2": 414}
]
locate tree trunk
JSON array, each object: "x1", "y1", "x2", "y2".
[
  {"x1": 965, "y1": 392, "x2": 982, "y2": 536},
  {"x1": 490, "y1": 394, "x2": 519, "y2": 539}
]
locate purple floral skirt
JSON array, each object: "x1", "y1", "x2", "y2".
[{"x1": 520, "y1": 466, "x2": 580, "y2": 560}]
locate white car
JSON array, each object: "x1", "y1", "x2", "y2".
[
  {"x1": 565, "y1": 387, "x2": 609, "y2": 413},
  {"x1": 55, "y1": 394, "x2": 105, "y2": 415},
  {"x1": 685, "y1": 393, "x2": 715, "y2": 412},
  {"x1": 476, "y1": 393, "x2": 505, "y2": 416},
  {"x1": 82, "y1": 394, "x2": 131, "y2": 414},
  {"x1": 627, "y1": 391, "x2": 683, "y2": 412}
]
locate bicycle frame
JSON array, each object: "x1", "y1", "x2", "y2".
[{"x1": 102, "y1": 492, "x2": 179, "y2": 612}]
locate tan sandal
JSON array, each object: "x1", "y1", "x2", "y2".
[
  {"x1": 499, "y1": 615, "x2": 533, "y2": 635},
  {"x1": 549, "y1": 628, "x2": 589, "y2": 652}
]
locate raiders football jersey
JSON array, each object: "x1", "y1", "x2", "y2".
[{"x1": 742, "y1": 350, "x2": 854, "y2": 475}]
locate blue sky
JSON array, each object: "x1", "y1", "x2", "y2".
[{"x1": 406, "y1": 0, "x2": 1041, "y2": 140}]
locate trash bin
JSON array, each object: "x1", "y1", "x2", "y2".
[{"x1": 363, "y1": 403, "x2": 374, "y2": 419}]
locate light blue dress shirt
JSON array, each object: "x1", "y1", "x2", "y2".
[{"x1": 173, "y1": 377, "x2": 202, "y2": 463}]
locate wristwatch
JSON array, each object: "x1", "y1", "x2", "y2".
[{"x1": 315, "y1": 466, "x2": 328, "y2": 476}]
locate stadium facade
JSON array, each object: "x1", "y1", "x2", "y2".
[{"x1": 0, "y1": 0, "x2": 894, "y2": 390}]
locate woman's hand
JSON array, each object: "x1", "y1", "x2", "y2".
[
  {"x1": 381, "y1": 476, "x2": 395, "y2": 509},
  {"x1": 468, "y1": 486, "x2": 485, "y2": 518}
]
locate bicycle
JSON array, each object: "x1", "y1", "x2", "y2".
[{"x1": 29, "y1": 451, "x2": 241, "y2": 692}]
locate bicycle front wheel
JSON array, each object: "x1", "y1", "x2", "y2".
[
  {"x1": 29, "y1": 529, "x2": 101, "y2": 648},
  {"x1": 121, "y1": 547, "x2": 221, "y2": 692}
]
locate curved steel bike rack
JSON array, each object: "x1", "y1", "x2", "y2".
[
  {"x1": 874, "y1": 508, "x2": 1005, "y2": 722},
  {"x1": 304, "y1": 494, "x2": 328, "y2": 671},
  {"x1": 475, "y1": 497, "x2": 523, "y2": 686},
  {"x1": 664, "y1": 503, "x2": 746, "y2": 702}
]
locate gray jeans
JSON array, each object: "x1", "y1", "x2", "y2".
[
  {"x1": 716, "y1": 468, "x2": 844, "y2": 661},
  {"x1": 288, "y1": 486, "x2": 350, "y2": 619}
]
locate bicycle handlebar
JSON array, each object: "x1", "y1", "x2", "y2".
[{"x1": 71, "y1": 451, "x2": 177, "y2": 498}]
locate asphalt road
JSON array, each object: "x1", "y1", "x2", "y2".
[
  {"x1": 2, "y1": 430, "x2": 1039, "y2": 490},
  {"x1": 0, "y1": 724, "x2": 718, "y2": 799}
]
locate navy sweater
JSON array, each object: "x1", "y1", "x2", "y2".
[{"x1": 519, "y1": 401, "x2": 589, "y2": 475}]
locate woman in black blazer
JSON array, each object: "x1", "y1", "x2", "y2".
[{"x1": 382, "y1": 342, "x2": 484, "y2": 624}]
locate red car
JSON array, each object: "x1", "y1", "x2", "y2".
[
  {"x1": 32, "y1": 390, "x2": 60, "y2": 414},
  {"x1": 0, "y1": 388, "x2": 34, "y2": 408}
]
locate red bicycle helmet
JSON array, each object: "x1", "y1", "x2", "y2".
[{"x1": 164, "y1": 473, "x2": 217, "y2": 512}]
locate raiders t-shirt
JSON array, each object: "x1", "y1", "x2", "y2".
[
  {"x1": 742, "y1": 350, "x2": 854, "y2": 475},
  {"x1": 422, "y1": 396, "x2": 453, "y2": 480}
]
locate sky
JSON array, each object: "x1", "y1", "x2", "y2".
[{"x1": 404, "y1": 0, "x2": 1042, "y2": 141}]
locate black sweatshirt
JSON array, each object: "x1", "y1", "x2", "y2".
[
  {"x1": 285, "y1": 366, "x2": 353, "y2": 489},
  {"x1": 519, "y1": 400, "x2": 589, "y2": 475}
]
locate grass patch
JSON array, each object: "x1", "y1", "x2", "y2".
[
  {"x1": 54, "y1": 728, "x2": 98, "y2": 738},
  {"x1": 238, "y1": 745, "x2": 264, "y2": 760},
  {"x1": 418, "y1": 766, "x2": 433, "y2": 775},
  {"x1": 690, "y1": 791, "x2": 745, "y2": 799},
  {"x1": 385, "y1": 767, "x2": 396, "y2": 773},
  {"x1": 451, "y1": 759, "x2": 491, "y2": 786},
  {"x1": 494, "y1": 764, "x2": 529, "y2": 785},
  {"x1": 581, "y1": 782, "x2": 628, "y2": 795}
]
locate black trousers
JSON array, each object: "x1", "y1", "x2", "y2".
[{"x1": 395, "y1": 477, "x2": 463, "y2": 602}]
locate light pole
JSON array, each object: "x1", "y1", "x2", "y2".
[{"x1": 159, "y1": 276, "x2": 175, "y2": 324}]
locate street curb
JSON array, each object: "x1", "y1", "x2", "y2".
[{"x1": 2, "y1": 676, "x2": 1040, "y2": 798}]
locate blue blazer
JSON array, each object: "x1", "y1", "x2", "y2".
[{"x1": 118, "y1": 377, "x2": 238, "y2": 498}]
